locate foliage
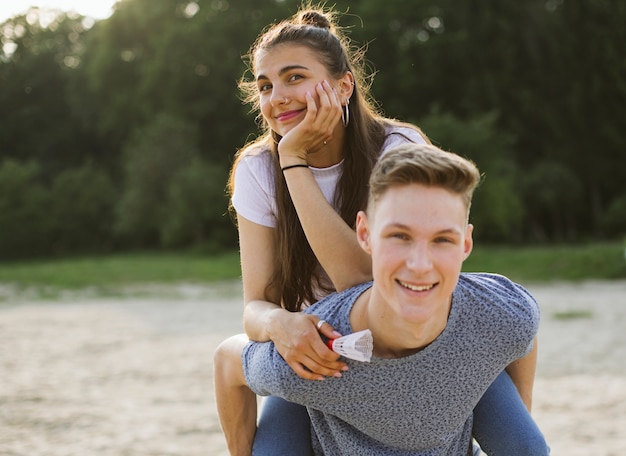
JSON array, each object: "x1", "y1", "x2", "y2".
[
  {"x1": 601, "y1": 194, "x2": 626, "y2": 237},
  {"x1": 49, "y1": 161, "x2": 118, "y2": 253},
  {"x1": 0, "y1": 160, "x2": 52, "y2": 258},
  {"x1": 0, "y1": 11, "x2": 96, "y2": 172},
  {"x1": 0, "y1": 0, "x2": 624, "y2": 258},
  {"x1": 113, "y1": 112, "x2": 236, "y2": 249},
  {"x1": 161, "y1": 158, "x2": 234, "y2": 249},
  {"x1": 418, "y1": 109, "x2": 524, "y2": 242}
]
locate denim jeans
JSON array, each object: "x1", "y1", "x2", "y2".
[
  {"x1": 252, "y1": 395, "x2": 313, "y2": 456},
  {"x1": 252, "y1": 370, "x2": 549, "y2": 455},
  {"x1": 472, "y1": 370, "x2": 550, "y2": 455}
]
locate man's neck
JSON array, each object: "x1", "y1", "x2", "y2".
[{"x1": 350, "y1": 287, "x2": 452, "y2": 359}]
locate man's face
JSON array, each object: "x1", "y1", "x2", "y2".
[{"x1": 356, "y1": 183, "x2": 473, "y2": 325}]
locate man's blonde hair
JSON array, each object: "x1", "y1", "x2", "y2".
[{"x1": 368, "y1": 143, "x2": 482, "y2": 215}]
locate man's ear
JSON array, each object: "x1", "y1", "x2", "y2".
[
  {"x1": 463, "y1": 223, "x2": 474, "y2": 261},
  {"x1": 356, "y1": 210, "x2": 372, "y2": 254}
]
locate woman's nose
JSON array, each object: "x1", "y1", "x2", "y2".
[{"x1": 270, "y1": 87, "x2": 289, "y2": 106}]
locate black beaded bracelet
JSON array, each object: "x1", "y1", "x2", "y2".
[{"x1": 281, "y1": 164, "x2": 309, "y2": 172}]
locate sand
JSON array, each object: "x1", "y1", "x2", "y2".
[{"x1": 0, "y1": 279, "x2": 625, "y2": 455}]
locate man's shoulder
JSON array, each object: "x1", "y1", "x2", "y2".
[
  {"x1": 305, "y1": 282, "x2": 373, "y2": 328},
  {"x1": 456, "y1": 273, "x2": 539, "y2": 323},
  {"x1": 458, "y1": 272, "x2": 529, "y2": 297}
]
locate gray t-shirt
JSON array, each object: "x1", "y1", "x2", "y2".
[{"x1": 242, "y1": 273, "x2": 540, "y2": 455}]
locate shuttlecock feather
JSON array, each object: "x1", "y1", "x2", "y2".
[{"x1": 326, "y1": 329, "x2": 373, "y2": 362}]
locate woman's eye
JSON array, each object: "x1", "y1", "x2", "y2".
[
  {"x1": 288, "y1": 74, "x2": 303, "y2": 82},
  {"x1": 391, "y1": 233, "x2": 409, "y2": 240},
  {"x1": 257, "y1": 82, "x2": 272, "y2": 92}
]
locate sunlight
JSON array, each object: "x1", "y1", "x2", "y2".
[{"x1": 0, "y1": 0, "x2": 116, "y2": 23}]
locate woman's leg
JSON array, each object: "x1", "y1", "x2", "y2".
[
  {"x1": 472, "y1": 370, "x2": 550, "y2": 456},
  {"x1": 252, "y1": 396, "x2": 313, "y2": 456},
  {"x1": 213, "y1": 334, "x2": 258, "y2": 456}
]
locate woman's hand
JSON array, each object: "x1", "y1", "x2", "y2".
[
  {"x1": 269, "y1": 310, "x2": 348, "y2": 380},
  {"x1": 277, "y1": 80, "x2": 342, "y2": 165}
]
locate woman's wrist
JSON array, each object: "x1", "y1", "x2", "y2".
[
  {"x1": 279, "y1": 155, "x2": 308, "y2": 169},
  {"x1": 282, "y1": 163, "x2": 309, "y2": 172},
  {"x1": 265, "y1": 306, "x2": 289, "y2": 341}
]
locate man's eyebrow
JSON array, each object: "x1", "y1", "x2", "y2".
[
  {"x1": 256, "y1": 65, "x2": 309, "y2": 81},
  {"x1": 384, "y1": 222, "x2": 462, "y2": 235}
]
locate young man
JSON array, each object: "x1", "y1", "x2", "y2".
[{"x1": 224, "y1": 143, "x2": 545, "y2": 455}]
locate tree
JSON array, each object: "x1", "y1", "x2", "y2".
[
  {"x1": 161, "y1": 158, "x2": 234, "y2": 250},
  {"x1": 419, "y1": 109, "x2": 523, "y2": 242},
  {"x1": 0, "y1": 160, "x2": 52, "y2": 258},
  {"x1": 49, "y1": 162, "x2": 118, "y2": 253},
  {"x1": 0, "y1": 10, "x2": 95, "y2": 174},
  {"x1": 114, "y1": 113, "x2": 197, "y2": 245}
]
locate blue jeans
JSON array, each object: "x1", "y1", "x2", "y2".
[
  {"x1": 472, "y1": 370, "x2": 550, "y2": 455},
  {"x1": 252, "y1": 395, "x2": 313, "y2": 456},
  {"x1": 252, "y1": 370, "x2": 549, "y2": 455}
]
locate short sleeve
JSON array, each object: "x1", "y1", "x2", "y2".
[
  {"x1": 231, "y1": 152, "x2": 277, "y2": 228},
  {"x1": 381, "y1": 125, "x2": 428, "y2": 156}
]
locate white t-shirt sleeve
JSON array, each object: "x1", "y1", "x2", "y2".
[
  {"x1": 381, "y1": 125, "x2": 428, "y2": 156},
  {"x1": 231, "y1": 154, "x2": 278, "y2": 228}
]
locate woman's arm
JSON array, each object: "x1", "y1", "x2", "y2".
[
  {"x1": 277, "y1": 82, "x2": 372, "y2": 291},
  {"x1": 281, "y1": 166, "x2": 373, "y2": 291},
  {"x1": 238, "y1": 215, "x2": 346, "y2": 379},
  {"x1": 213, "y1": 216, "x2": 348, "y2": 454},
  {"x1": 505, "y1": 336, "x2": 539, "y2": 411}
]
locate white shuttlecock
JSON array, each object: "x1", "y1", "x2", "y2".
[{"x1": 326, "y1": 329, "x2": 373, "y2": 362}]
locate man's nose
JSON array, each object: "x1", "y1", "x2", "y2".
[{"x1": 405, "y1": 243, "x2": 433, "y2": 272}]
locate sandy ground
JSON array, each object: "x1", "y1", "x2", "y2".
[{"x1": 0, "y1": 279, "x2": 625, "y2": 455}]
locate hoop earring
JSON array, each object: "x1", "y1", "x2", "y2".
[{"x1": 341, "y1": 98, "x2": 350, "y2": 127}]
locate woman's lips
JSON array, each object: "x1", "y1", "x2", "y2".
[{"x1": 276, "y1": 109, "x2": 304, "y2": 122}]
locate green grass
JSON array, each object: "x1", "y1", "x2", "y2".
[
  {"x1": 0, "y1": 251, "x2": 241, "y2": 291},
  {"x1": 551, "y1": 310, "x2": 594, "y2": 320},
  {"x1": 463, "y1": 241, "x2": 626, "y2": 283},
  {"x1": 0, "y1": 242, "x2": 624, "y2": 295}
]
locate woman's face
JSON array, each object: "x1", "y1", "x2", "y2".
[{"x1": 254, "y1": 44, "x2": 337, "y2": 138}]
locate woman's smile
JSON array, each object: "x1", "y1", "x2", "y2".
[{"x1": 275, "y1": 109, "x2": 305, "y2": 122}]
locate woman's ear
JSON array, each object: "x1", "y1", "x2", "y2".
[
  {"x1": 356, "y1": 210, "x2": 372, "y2": 254},
  {"x1": 339, "y1": 71, "x2": 354, "y2": 101}
]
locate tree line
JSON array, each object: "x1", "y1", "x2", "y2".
[{"x1": 0, "y1": 0, "x2": 624, "y2": 259}]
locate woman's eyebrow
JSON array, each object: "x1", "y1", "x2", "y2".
[{"x1": 256, "y1": 64, "x2": 310, "y2": 81}]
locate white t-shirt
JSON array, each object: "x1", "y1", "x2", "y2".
[{"x1": 232, "y1": 125, "x2": 427, "y2": 227}]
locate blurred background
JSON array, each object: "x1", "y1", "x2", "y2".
[
  {"x1": 0, "y1": 0, "x2": 624, "y2": 263},
  {"x1": 1, "y1": 4, "x2": 625, "y2": 454}
]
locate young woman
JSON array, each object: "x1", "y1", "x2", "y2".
[{"x1": 214, "y1": 5, "x2": 547, "y2": 456}]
